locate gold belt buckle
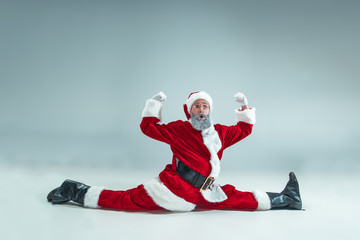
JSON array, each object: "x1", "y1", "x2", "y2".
[{"x1": 200, "y1": 176, "x2": 214, "y2": 192}]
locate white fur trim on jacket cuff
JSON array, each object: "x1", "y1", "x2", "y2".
[
  {"x1": 142, "y1": 99, "x2": 163, "y2": 121},
  {"x1": 252, "y1": 190, "x2": 271, "y2": 210},
  {"x1": 84, "y1": 186, "x2": 105, "y2": 208},
  {"x1": 235, "y1": 108, "x2": 256, "y2": 124},
  {"x1": 143, "y1": 177, "x2": 196, "y2": 212}
]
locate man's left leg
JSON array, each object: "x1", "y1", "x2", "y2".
[
  {"x1": 47, "y1": 179, "x2": 163, "y2": 211},
  {"x1": 195, "y1": 184, "x2": 260, "y2": 211},
  {"x1": 196, "y1": 172, "x2": 302, "y2": 211}
]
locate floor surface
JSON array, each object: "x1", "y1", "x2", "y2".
[{"x1": 1, "y1": 164, "x2": 359, "y2": 240}]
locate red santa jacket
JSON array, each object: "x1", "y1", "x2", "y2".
[{"x1": 139, "y1": 98, "x2": 256, "y2": 211}]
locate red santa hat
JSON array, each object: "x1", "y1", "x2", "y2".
[{"x1": 183, "y1": 91, "x2": 213, "y2": 120}]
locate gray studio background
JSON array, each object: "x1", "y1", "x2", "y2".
[{"x1": 1, "y1": 0, "x2": 359, "y2": 173}]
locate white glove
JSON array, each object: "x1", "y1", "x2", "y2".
[
  {"x1": 234, "y1": 92, "x2": 248, "y2": 106},
  {"x1": 152, "y1": 91, "x2": 167, "y2": 102}
]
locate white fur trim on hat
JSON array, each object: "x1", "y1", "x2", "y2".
[
  {"x1": 235, "y1": 108, "x2": 256, "y2": 124},
  {"x1": 143, "y1": 177, "x2": 196, "y2": 212},
  {"x1": 84, "y1": 186, "x2": 105, "y2": 208},
  {"x1": 252, "y1": 190, "x2": 271, "y2": 210},
  {"x1": 185, "y1": 91, "x2": 213, "y2": 114},
  {"x1": 142, "y1": 99, "x2": 163, "y2": 121}
]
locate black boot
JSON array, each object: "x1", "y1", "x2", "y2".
[
  {"x1": 47, "y1": 179, "x2": 90, "y2": 205},
  {"x1": 266, "y1": 172, "x2": 302, "y2": 210}
]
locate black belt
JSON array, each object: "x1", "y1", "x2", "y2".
[{"x1": 176, "y1": 159, "x2": 214, "y2": 191}]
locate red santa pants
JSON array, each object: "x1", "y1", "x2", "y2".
[{"x1": 98, "y1": 184, "x2": 258, "y2": 211}]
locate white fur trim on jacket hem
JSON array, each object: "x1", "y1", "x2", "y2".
[
  {"x1": 84, "y1": 186, "x2": 105, "y2": 208},
  {"x1": 142, "y1": 99, "x2": 163, "y2": 121},
  {"x1": 201, "y1": 183, "x2": 228, "y2": 203},
  {"x1": 201, "y1": 125, "x2": 222, "y2": 179},
  {"x1": 199, "y1": 125, "x2": 227, "y2": 202},
  {"x1": 235, "y1": 108, "x2": 256, "y2": 124},
  {"x1": 143, "y1": 177, "x2": 196, "y2": 212},
  {"x1": 252, "y1": 190, "x2": 271, "y2": 210}
]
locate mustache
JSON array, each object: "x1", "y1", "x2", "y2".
[
  {"x1": 190, "y1": 112, "x2": 212, "y2": 131},
  {"x1": 194, "y1": 113, "x2": 207, "y2": 119}
]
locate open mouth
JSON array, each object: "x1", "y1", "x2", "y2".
[{"x1": 198, "y1": 114, "x2": 206, "y2": 120}]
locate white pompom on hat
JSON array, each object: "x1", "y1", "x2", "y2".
[{"x1": 183, "y1": 91, "x2": 213, "y2": 120}]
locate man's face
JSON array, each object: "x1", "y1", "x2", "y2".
[
  {"x1": 190, "y1": 99, "x2": 212, "y2": 131},
  {"x1": 191, "y1": 99, "x2": 210, "y2": 120}
]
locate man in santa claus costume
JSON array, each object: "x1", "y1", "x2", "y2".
[{"x1": 47, "y1": 91, "x2": 302, "y2": 211}]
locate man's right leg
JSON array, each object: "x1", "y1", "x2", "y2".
[
  {"x1": 48, "y1": 180, "x2": 164, "y2": 211},
  {"x1": 97, "y1": 184, "x2": 163, "y2": 210}
]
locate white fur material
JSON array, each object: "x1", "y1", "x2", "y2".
[
  {"x1": 200, "y1": 125, "x2": 228, "y2": 203},
  {"x1": 201, "y1": 182, "x2": 228, "y2": 203},
  {"x1": 234, "y1": 92, "x2": 248, "y2": 106},
  {"x1": 252, "y1": 190, "x2": 271, "y2": 210},
  {"x1": 151, "y1": 91, "x2": 167, "y2": 102},
  {"x1": 235, "y1": 108, "x2": 256, "y2": 124},
  {"x1": 84, "y1": 186, "x2": 105, "y2": 208},
  {"x1": 143, "y1": 177, "x2": 196, "y2": 212},
  {"x1": 201, "y1": 125, "x2": 222, "y2": 178},
  {"x1": 185, "y1": 91, "x2": 213, "y2": 114},
  {"x1": 142, "y1": 99, "x2": 163, "y2": 121}
]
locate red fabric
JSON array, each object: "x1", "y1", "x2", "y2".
[
  {"x1": 97, "y1": 182, "x2": 258, "y2": 211},
  {"x1": 140, "y1": 117, "x2": 253, "y2": 177},
  {"x1": 142, "y1": 117, "x2": 255, "y2": 208},
  {"x1": 183, "y1": 104, "x2": 191, "y2": 120},
  {"x1": 97, "y1": 117, "x2": 257, "y2": 211},
  {"x1": 196, "y1": 185, "x2": 258, "y2": 210},
  {"x1": 98, "y1": 184, "x2": 163, "y2": 210}
]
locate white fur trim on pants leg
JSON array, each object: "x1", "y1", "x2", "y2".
[
  {"x1": 143, "y1": 177, "x2": 196, "y2": 212},
  {"x1": 252, "y1": 190, "x2": 271, "y2": 210},
  {"x1": 84, "y1": 186, "x2": 105, "y2": 208}
]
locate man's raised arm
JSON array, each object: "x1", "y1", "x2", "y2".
[
  {"x1": 234, "y1": 92, "x2": 256, "y2": 124},
  {"x1": 141, "y1": 91, "x2": 167, "y2": 121},
  {"x1": 140, "y1": 91, "x2": 174, "y2": 144},
  {"x1": 217, "y1": 92, "x2": 256, "y2": 149}
]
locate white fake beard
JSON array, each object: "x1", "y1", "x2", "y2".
[{"x1": 190, "y1": 113, "x2": 212, "y2": 131}]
